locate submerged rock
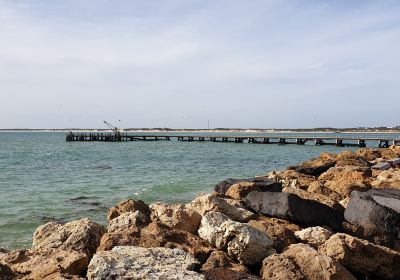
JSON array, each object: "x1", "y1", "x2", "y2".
[
  {"x1": 198, "y1": 212, "x2": 275, "y2": 265},
  {"x1": 150, "y1": 202, "x2": 202, "y2": 234},
  {"x1": 260, "y1": 244, "x2": 356, "y2": 280},
  {"x1": 344, "y1": 189, "x2": 400, "y2": 250},
  {"x1": 0, "y1": 248, "x2": 88, "y2": 280},
  {"x1": 33, "y1": 218, "x2": 105, "y2": 259},
  {"x1": 319, "y1": 233, "x2": 400, "y2": 280},
  {"x1": 87, "y1": 246, "x2": 204, "y2": 280},
  {"x1": 245, "y1": 191, "x2": 343, "y2": 231},
  {"x1": 186, "y1": 193, "x2": 255, "y2": 222}
]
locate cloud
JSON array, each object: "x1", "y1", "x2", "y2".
[{"x1": 0, "y1": 0, "x2": 400, "y2": 128}]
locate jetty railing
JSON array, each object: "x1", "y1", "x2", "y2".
[{"x1": 66, "y1": 132, "x2": 400, "y2": 148}]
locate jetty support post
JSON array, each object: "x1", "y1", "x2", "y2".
[
  {"x1": 263, "y1": 138, "x2": 270, "y2": 144},
  {"x1": 358, "y1": 139, "x2": 366, "y2": 147},
  {"x1": 379, "y1": 139, "x2": 389, "y2": 148},
  {"x1": 315, "y1": 139, "x2": 325, "y2": 146},
  {"x1": 296, "y1": 138, "x2": 306, "y2": 145},
  {"x1": 279, "y1": 138, "x2": 286, "y2": 145}
]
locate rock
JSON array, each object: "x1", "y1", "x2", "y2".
[
  {"x1": 247, "y1": 219, "x2": 298, "y2": 252},
  {"x1": 266, "y1": 170, "x2": 316, "y2": 190},
  {"x1": 260, "y1": 243, "x2": 356, "y2": 280},
  {"x1": 335, "y1": 150, "x2": 372, "y2": 167},
  {"x1": 344, "y1": 189, "x2": 400, "y2": 249},
  {"x1": 108, "y1": 211, "x2": 149, "y2": 234},
  {"x1": 150, "y1": 202, "x2": 202, "y2": 234},
  {"x1": 214, "y1": 177, "x2": 279, "y2": 195},
  {"x1": 98, "y1": 222, "x2": 212, "y2": 263},
  {"x1": 372, "y1": 170, "x2": 400, "y2": 190},
  {"x1": 198, "y1": 212, "x2": 275, "y2": 265},
  {"x1": 339, "y1": 197, "x2": 350, "y2": 208},
  {"x1": 186, "y1": 193, "x2": 255, "y2": 223},
  {"x1": 0, "y1": 248, "x2": 88, "y2": 279},
  {"x1": 225, "y1": 180, "x2": 281, "y2": 200},
  {"x1": 245, "y1": 191, "x2": 343, "y2": 231},
  {"x1": 294, "y1": 226, "x2": 332, "y2": 248},
  {"x1": 32, "y1": 218, "x2": 105, "y2": 258},
  {"x1": 307, "y1": 181, "x2": 344, "y2": 202},
  {"x1": 107, "y1": 199, "x2": 151, "y2": 222},
  {"x1": 356, "y1": 148, "x2": 382, "y2": 161},
  {"x1": 282, "y1": 187, "x2": 344, "y2": 213},
  {"x1": 319, "y1": 165, "x2": 372, "y2": 197},
  {"x1": 319, "y1": 233, "x2": 400, "y2": 280},
  {"x1": 294, "y1": 158, "x2": 336, "y2": 177},
  {"x1": 201, "y1": 251, "x2": 250, "y2": 273},
  {"x1": 87, "y1": 246, "x2": 204, "y2": 280},
  {"x1": 203, "y1": 268, "x2": 260, "y2": 280},
  {"x1": 0, "y1": 264, "x2": 15, "y2": 280}
]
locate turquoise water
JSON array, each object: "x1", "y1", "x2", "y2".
[{"x1": 0, "y1": 132, "x2": 397, "y2": 249}]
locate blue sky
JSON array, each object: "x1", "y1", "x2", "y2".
[{"x1": 0, "y1": 0, "x2": 399, "y2": 129}]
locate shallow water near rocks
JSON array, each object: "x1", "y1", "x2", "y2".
[{"x1": 0, "y1": 131, "x2": 396, "y2": 249}]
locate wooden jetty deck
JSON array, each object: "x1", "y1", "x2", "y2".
[{"x1": 66, "y1": 132, "x2": 400, "y2": 148}]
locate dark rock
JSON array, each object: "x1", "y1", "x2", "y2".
[
  {"x1": 295, "y1": 160, "x2": 336, "y2": 177},
  {"x1": 344, "y1": 189, "x2": 400, "y2": 250},
  {"x1": 245, "y1": 191, "x2": 343, "y2": 231},
  {"x1": 0, "y1": 263, "x2": 15, "y2": 280},
  {"x1": 203, "y1": 268, "x2": 261, "y2": 280},
  {"x1": 215, "y1": 178, "x2": 281, "y2": 195}
]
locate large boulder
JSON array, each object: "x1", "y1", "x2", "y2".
[
  {"x1": 0, "y1": 248, "x2": 88, "y2": 280},
  {"x1": 319, "y1": 233, "x2": 400, "y2": 280},
  {"x1": 307, "y1": 181, "x2": 344, "y2": 202},
  {"x1": 108, "y1": 211, "x2": 150, "y2": 234},
  {"x1": 372, "y1": 170, "x2": 400, "y2": 190},
  {"x1": 150, "y1": 202, "x2": 202, "y2": 234},
  {"x1": 247, "y1": 218, "x2": 298, "y2": 252},
  {"x1": 225, "y1": 180, "x2": 281, "y2": 201},
  {"x1": 107, "y1": 199, "x2": 151, "y2": 222},
  {"x1": 319, "y1": 166, "x2": 372, "y2": 197},
  {"x1": 198, "y1": 212, "x2": 275, "y2": 265},
  {"x1": 282, "y1": 187, "x2": 344, "y2": 213},
  {"x1": 98, "y1": 222, "x2": 212, "y2": 263},
  {"x1": 203, "y1": 268, "x2": 260, "y2": 280},
  {"x1": 293, "y1": 158, "x2": 336, "y2": 177},
  {"x1": 266, "y1": 170, "x2": 316, "y2": 190},
  {"x1": 294, "y1": 226, "x2": 332, "y2": 248},
  {"x1": 245, "y1": 191, "x2": 343, "y2": 231},
  {"x1": 186, "y1": 193, "x2": 255, "y2": 222},
  {"x1": 260, "y1": 244, "x2": 356, "y2": 280},
  {"x1": 356, "y1": 148, "x2": 382, "y2": 161},
  {"x1": 344, "y1": 189, "x2": 400, "y2": 250},
  {"x1": 87, "y1": 246, "x2": 204, "y2": 279},
  {"x1": 214, "y1": 177, "x2": 279, "y2": 195},
  {"x1": 33, "y1": 218, "x2": 105, "y2": 258},
  {"x1": 200, "y1": 251, "x2": 250, "y2": 273}
]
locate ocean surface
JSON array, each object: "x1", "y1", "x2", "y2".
[{"x1": 0, "y1": 131, "x2": 398, "y2": 249}]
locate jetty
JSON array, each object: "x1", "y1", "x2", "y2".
[{"x1": 65, "y1": 132, "x2": 400, "y2": 148}]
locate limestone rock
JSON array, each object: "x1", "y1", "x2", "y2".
[
  {"x1": 150, "y1": 202, "x2": 202, "y2": 234},
  {"x1": 203, "y1": 268, "x2": 260, "y2": 280},
  {"x1": 186, "y1": 193, "x2": 255, "y2": 222},
  {"x1": 356, "y1": 148, "x2": 382, "y2": 161},
  {"x1": 247, "y1": 219, "x2": 298, "y2": 252},
  {"x1": 33, "y1": 218, "x2": 105, "y2": 258},
  {"x1": 107, "y1": 199, "x2": 151, "y2": 222},
  {"x1": 214, "y1": 177, "x2": 279, "y2": 195},
  {"x1": 201, "y1": 251, "x2": 250, "y2": 273},
  {"x1": 319, "y1": 165, "x2": 372, "y2": 197},
  {"x1": 87, "y1": 246, "x2": 204, "y2": 280},
  {"x1": 319, "y1": 233, "x2": 400, "y2": 280},
  {"x1": 245, "y1": 191, "x2": 343, "y2": 231},
  {"x1": 294, "y1": 158, "x2": 336, "y2": 177},
  {"x1": 307, "y1": 181, "x2": 344, "y2": 202},
  {"x1": 372, "y1": 170, "x2": 400, "y2": 190},
  {"x1": 344, "y1": 189, "x2": 400, "y2": 250},
  {"x1": 282, "y1": 187, "x2": 344, "y2": 212},
  {"x1": 294, "y1": 226, "x2": 332, "y2": 248},
  {"x1": 0, "y1": 248, "x2": 88, "y2": 280},
  {"x1": 108, "y1": 211, "x2": 150, "y2": 234},
  {"x1": 260, "y1": 243, "x2": 356, "y2": 280},
  {"x1": 98, "y1": 222, "x2": 212, "y2": 263},
  {"x1": 266, "y1": 170, "x2": 316, "y2": 190},
  {"x1": 225, "y1": 180, "x2": 281, "y2": 201},
  {"x1": 198, "y1": 212, "x2": 275, "y2": 265}
]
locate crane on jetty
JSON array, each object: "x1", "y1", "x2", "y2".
[{"x1": 103, "y1": 120, "x2": 124, "y2": 141}]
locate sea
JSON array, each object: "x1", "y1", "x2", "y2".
[{"x1": 0, "y1": 131, "x2": 398, "y2": 249}]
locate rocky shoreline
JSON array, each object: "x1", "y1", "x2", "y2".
[{"x1": 1, "y1": 146, "x2": 400, "y2": 279}]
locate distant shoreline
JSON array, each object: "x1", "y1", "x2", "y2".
[{"x1": 1, "y1": 128, "x2": 400, "y2": 134}]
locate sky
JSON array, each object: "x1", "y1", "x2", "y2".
[{"x1": 0, "y1": 0, "x2": 399, "y2": 129}]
